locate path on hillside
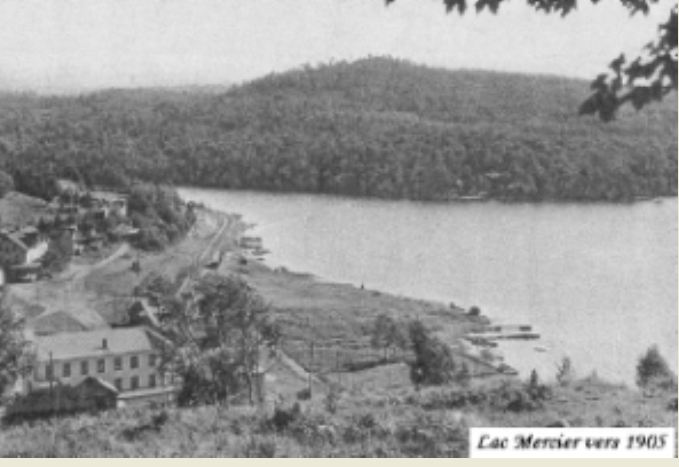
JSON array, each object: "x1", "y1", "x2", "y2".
[
  {"x1": 179, "y1": 210, "x2": 329, "y2": 393},
  {"x1": 274, "y1": 347, "x2": 326, "y2": 387},
  {"x1": 72, "y1": 242, "x2": 131, "y2": 282},
  {"x1": 175, "y1": 210, "x2": 229, "y2": 297}
]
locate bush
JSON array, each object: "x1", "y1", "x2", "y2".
[
  {"x1": 555, "y1": 357, "x2": 574, "y2": 386},
  {"x1": 324, "y1": 388, "x2": 339, "y2": 414},
  {"x1": 408, "y1": 320, "x2": 456, "y2": 386},
  {"x1": 342, "y1": 424, "x2": 362, "y2": 444},
  {"x1": 467, "y1": 306, "x2": 481, "y2": 317},
  {"x1": 120, "y1": 410, "x2": 169, "y2": 441},
  {"x1": 486, "y1": 382, "x2": 544, "y2": 412},
  {"x1": 128, "y1": 183, "x2": 194, "y2": 251},
  {"x1": 296, "y1": 388, "x2": 311, "y2": 400},
  {"x1": 394, "y1": 413, "x2": 467, "y2": 457},
  {"x1": 526, "y1": 369, "x2": 551, "y2": 402},
  {"x1": 636, "y1": 345, "x2": 676, "y2": 390},
  {"x1": 357, "y1": 413, "x2": 377, "y2": 430},
  {"x1": 243, "y1": 437, "x2": 276, "y2": 457},
  {"x1": 370, "y1": 313, "x2": 407, "y2": 361},
  {"x1": 418, "y1": 380, "x2": 549, "y2": 414},
  {"x1": 270, "y1": 403, "x2": 301, "y2": 432}
]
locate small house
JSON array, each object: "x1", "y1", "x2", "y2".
[
  {"x1": 0, "y1": 226, "x2": 49, "y2": 280},
  {"x1": 90, "y1": 191, "x2": 129, "y2": 218},
  {"x1": 54, "y1": 178, "x2": 83, "y2": 198},
  {"x1": 110, "y1": 224, "x2": 140, "y2": 241},
  {"x1": 4, "y1": 376, "x2": 119, "y2": 423}
]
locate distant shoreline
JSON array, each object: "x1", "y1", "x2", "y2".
[{"x1": 180, "y1": 186, "x2": 677, "y2": 208}]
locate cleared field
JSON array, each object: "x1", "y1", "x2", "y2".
[{"x1": 224, "y1": 256, "x2": 493, "y2": 377}]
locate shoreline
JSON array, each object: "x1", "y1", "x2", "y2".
[
  {"x1": 200, "y1": 201, "x2": 669, "y2": 391},
  {"x1": 181, "y1": 188, "x2": 677, "y2": 388},
  {"x1": 178, "y1": 185, "x2": 677, "y2": 207},
  {"x1": 204, "y1": 205, "x2": 519, "y2": 383},
  {"x1": 2, "y1": 202, "x2": 675, "y2": 456}
]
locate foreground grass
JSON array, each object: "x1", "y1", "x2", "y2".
[
  {"x1": 2, "y1": 374, "x2": 675, "y2": 457},
  {"x1": 0, "y1": 396, "x2": 469, "y2": 457}
]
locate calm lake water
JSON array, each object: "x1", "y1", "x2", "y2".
[{"x1": 180, "y1": 188, "x2": 677, "y2": 386}]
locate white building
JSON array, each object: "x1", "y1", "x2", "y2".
[{"x1": 25, "y1": 327, "x2": 177, "y2": 407}]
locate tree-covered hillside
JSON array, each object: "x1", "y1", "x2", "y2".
[{"x1": 0, "y1": 57, "x2": 675, "y2": 202}]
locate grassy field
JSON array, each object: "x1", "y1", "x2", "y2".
[
  {"x1": 1, "y1": 371, "x2": 674, "y2": 457},
  {"x1": 228, "y1": 256, "x2": 493, "y2": 377}
]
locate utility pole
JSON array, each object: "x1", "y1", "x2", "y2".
[
  {"x1": 308, "y1": 340, "x2": 314, "y2": 397},
  {"x1": 48, "y1": 351, "x2": 54, "y2": 414}
]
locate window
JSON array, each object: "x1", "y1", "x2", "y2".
[
  {"x1": 97, "y1": 359, "x2": 105, "y2": 373},
  {"x1": 114, "y1": 356, "x2": 122, "y2": 371},
  {"x1": 62, "y1": 362, "x2": 71, "y2": 378},
  {"x1": 130, "y1": 376, "x2": 139, "y2": 390},
  {"x1": 80, "y1": 360, "x2": 89, "y2": 376},
  {"x1": 130, "y1": 355, "x2": 139, "y2": 369},
  {"x1": 114, "y1": 378, "x2": 123, "y2": 391},
  {"x1": 45, "y1": 364, "x2": 54, "y2": 380},
  {"x1": 149, "y1": 374, "x2": 156, "y2": 388},
  {"x1": 148, "y1": 354, "x2": 156, "y2": 367}
]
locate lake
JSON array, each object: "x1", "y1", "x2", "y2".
[{"x1": 180, "y1": 187, "x2": 677, "y2": 386}]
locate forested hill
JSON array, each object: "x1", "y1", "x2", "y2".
[{"x1": 0, "y1": 57, "x2": 675, "y2": 202}]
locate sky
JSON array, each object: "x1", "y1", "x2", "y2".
[{"x1": 0, "y1": 0, "x2": 673, "y2": 93}]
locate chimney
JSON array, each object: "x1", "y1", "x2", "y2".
[{"x1": 102, "y1": 338, "x2": 108, "y2": 350}]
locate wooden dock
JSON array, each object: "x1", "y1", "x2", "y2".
[{"x1": 464, "y1": 323, "x2": 540, "y2": 345}]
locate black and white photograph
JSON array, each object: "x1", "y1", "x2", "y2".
[{"x1": 0, "y1": 0, "x2": 676, "y2": 458}]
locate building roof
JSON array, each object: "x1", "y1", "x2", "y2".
[
  {"x1": 10, "y1": 262, "x2": 42, "y2": 271},
  {"x1": 90, "y1": 191, "x2": 128, "y2": 203},
  {"x1": 55, "y1": 178, "x2": 82, "y2": 193},
  {"x1": 34, "y1": 327, "x2": 155, "y2": 361},
  {"x1": 17, "y1": 226, "x2": 39, "y2": 235},
  {"x1": 32, "y1": 310, "x2": 88, "y2": 336},
  {"x1": 117, "y1": 385, "x2": 178, "y2": 400},
  {"x1": 111, "y1": 224, "x2": 139, "y2": 237},
  {"x1": 78, "y1": 376, "x2": 120, "y2": 395},
  {"x1": 0, "y1": 231, "x2": 29, "y2": 251},
  {"x1": 0, "y1": 226, "x2": 43, "y2": 251}
]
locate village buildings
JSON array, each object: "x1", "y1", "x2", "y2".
[
  {"x1": 0, "y1": 226, "x2": 49, "y2": 281},
  {"x1": 47, "y1": 181, "x2": 134, "y2": 256},
  {"x1": 1, "y1": 182, "x2": 187, "y2": 417},
  {"x1": 23, "y1": 327, "x2": 177, "y2": 408},
  {"x1": 89, "y1": 190, "x2": 129, "y2": 219}
]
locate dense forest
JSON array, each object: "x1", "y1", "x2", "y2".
[{"x1": 0, "y1": 57, "x2": 675, "y2": 202}]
